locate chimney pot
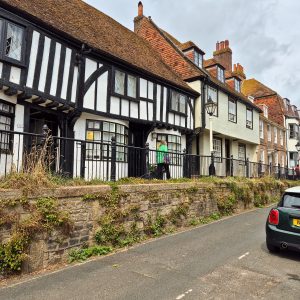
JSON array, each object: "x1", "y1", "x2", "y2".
[
  {"x1": 220, "y1": 41, "x2": 225, "y2": 49},
  {"x1": 138, "y1": 1, "x2": 143, "y2": 17},
  {"x1": 225, "y1": 40, "x2": 229, "y2": 48},
  {"x1": 216, "y1": 42, "x2": 220, "y2": 51}
]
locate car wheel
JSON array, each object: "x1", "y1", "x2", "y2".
[{"x1": 266, "y1": 240, "x2": 280, "y2": 253}]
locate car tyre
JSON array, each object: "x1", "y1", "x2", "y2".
[{"x1": 266, "y1": 240, "x2": 280, "y2": 253}]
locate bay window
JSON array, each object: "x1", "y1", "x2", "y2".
[
  {"x1": 0, "y1": 100, "x2": 14, "y2": 152},
  {"x1": 86, "y1": 120, "x2": 128, "y2": 162},
  {"x1": 156, "y1": 134, "x2": 181, "y2": 165}
]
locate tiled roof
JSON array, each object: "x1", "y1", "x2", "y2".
[
  {"x1": 180, "y1": 41, "x2": 205, "y2": 54},
  {"x1": 242, "y1": 78, "x2": 277, "y2": 98},
  {"x1": 204, "y1": 58, "x2": 226, "y2": 69},
  {"x1": 1, "y1": 0, "x2": 197, "y2": 94}
]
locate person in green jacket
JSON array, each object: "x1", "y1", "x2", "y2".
[{"x1": 156, "y1": 140, "x2": 171, "y2": 179}]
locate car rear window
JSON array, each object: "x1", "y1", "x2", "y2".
[{"x1": 283, "y1": 193, "x2": 300, "y2": 208}]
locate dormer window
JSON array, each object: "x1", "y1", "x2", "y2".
[
  {"x1": 262, "y1": 105, "x2": 268, "y2": 118},
  {"x1": 234, "y1": 78, "x2": 241, "y2": 92},
  {"x1": 217, "y1": 66, "x2": 224, "y2": 83},
  {"x1": 194, "y1": 51, "x2": 203, "y2": 68}
]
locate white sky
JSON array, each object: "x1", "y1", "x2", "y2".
[{"x1": 85, "y1": 0, "x2": 300, "y2": 107}]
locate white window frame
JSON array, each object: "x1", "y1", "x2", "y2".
[
  {"x1": 259, "y1": 120, "x2": 264, "y2": 139},
  {"x1": 246, "y1": 108, "x2": 253, "y2": 129},
  {"x1": 217, "y1": 66, "x2": 225, "y2": 83},
  {"x1": 274, "y1": 127, "x2": 278, "y2": 144},
  {"x1": 267, "y1": 124, "x2": 271, "y2": 142},
  {"x1": 213, "y1": 138, "x2": 222, "y2": 162},
  {"x1": 234, "y1": 78, "x2": 241, "y2": 92}
]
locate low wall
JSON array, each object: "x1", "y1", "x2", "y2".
[{"x1": 0, "y1": 179, "x2": 289, "y2": 275}]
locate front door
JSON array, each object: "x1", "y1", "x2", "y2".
[
  {"x1": 27, "y1": 108, "x2": 60, "y2": 172},
  {"x1": 128, "y1": 122, "x2": 153, "y2": 177}
]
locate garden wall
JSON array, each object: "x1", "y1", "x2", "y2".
[{"x1": 0, "y1": 179, "x2": 290, "y2": 275}]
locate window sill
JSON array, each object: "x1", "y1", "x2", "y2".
[
  {"x1": 111, "y1": 92, "x2": 139, "y2": 102},
  {"x1": 0, "y1": 57, "x2": 26, "y2": 69}
]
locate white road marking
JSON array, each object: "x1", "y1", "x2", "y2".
[
  {"x1": 238, "y1": 252, "x2": 250, "y2": 260},
  {"x1": 176, "y1": 289, "x2": 193, "y2": 299}
]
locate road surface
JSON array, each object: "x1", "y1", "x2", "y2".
[{"x1": 1, "y1": 206, "x2": 300, "y2": 299}]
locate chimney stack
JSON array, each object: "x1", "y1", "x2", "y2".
[
  {"x1": 233, "y1": 63, "x2": 246, "y2": 80},
  {"x1": 138, "y1": 1, "x2": 144, "y2": 17},
  {"x1": 213, "y1": 39, "x2": 232, "y2": 71}
]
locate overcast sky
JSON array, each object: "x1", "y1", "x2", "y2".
[{"x1": 85, "y1": 0, "x2": 300, "y2": 107}]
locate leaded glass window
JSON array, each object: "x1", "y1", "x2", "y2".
[
  {"x1": 0, "y1": 101, "x2": 14, "y2": 152},
  {"x1": 228, "y1": 99, "x2": 236, "y2": 122},
  {"x1": 171, "y1": 90, "x2": 186, "y2": 114},
  {"x1": 5, "y1": 22, "x2": 24, "y2": 61},
  {"x1": 213, "y1": 138, "x2": 222, "y2": 162},
  {"x1": 246, "y1": 108, "x2": 253, "y2": 129},
  {"x1": 86, "y1": 120, "x2": 128, "y2": 162},
  {"x1": 114, "y1": 70, "x2": 125, "y2": 95},
  {"x1": 156, "y1": 133, "x2": 181, "y2": 165},
  {"x1": 127, "y1": 75, "x2": 137, "y2": 98}
]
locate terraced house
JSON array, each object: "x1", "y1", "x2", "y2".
[
  {"x1": 242, "y1": 79, "x2": 294, "y2": 173},
  {"x1": 0, "y1": 0, "x2": 198, "y2": 179},
  {"x1": 134, "y1": 2, "x2": 261, "y2": 177}
]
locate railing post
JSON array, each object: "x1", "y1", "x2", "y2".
[
  {"x1": 145, "y1": 142, "x2": 150, "y2": 178},
  {"x1": 246, "y1": 158, "x2": 250, "y2": 178},
  {"x1": 278, "y1": 163, "x2": 281, "y2": 179},
  {"x1": 230, "y1": 155, "x2": 234, "y2": 177},
  {"x1": 110, "y1": 136, "x2": 116, "y2": 182},
  {"x1": 269, "y1": 162, "x2": 272, "y2": 176},
  {"x1": 209, "y1": 152, "x2": 215, "y2": 176},
  {"x1": 183, "y1": 149, "x2": 187, "y2": 178},
  {"x1": 292, "y1": 167, "x2": 295, "y2": 180},
  {"x1": 285, "y1": 166, "x2": 288, "y2": 179},
  {"x1": 258, "y1": 160, "x2": 262, "y2": 177}
]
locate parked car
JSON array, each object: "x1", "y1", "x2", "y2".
[{"x1": 266, "y1": 187, "x2": 300, "y2": 253}]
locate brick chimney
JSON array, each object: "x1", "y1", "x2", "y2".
[
  {"x1": 232, "y1": 63, "x2": 246, "y2": 80},
  {"x1": 213, "y1": 40, "x2": 232, "y2": 71},
  {"x1": 138, "y1": 1, "x2": 143, "y2": 17},
  {"x1": 134, "y1": 2, "x2": 145, "y2": 32}
]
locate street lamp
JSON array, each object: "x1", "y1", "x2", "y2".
[
  {"x1": 205, "y1": 96, "x2": 218, "y2": 176},
  {"x1": 205, "y1": 96, "x2": 218, "y2": 153}
]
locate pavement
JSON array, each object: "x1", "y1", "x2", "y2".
[{"x1": 1, "y1": 206, "x2": 300, "y2": 300}]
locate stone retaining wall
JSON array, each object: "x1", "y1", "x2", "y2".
[{"x1": 0, "y1": 181, "x2": 285, "y2": 273}]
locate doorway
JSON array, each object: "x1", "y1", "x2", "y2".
[{"x1": 128, "y1": 122, "x2": 153, "y2": 177}]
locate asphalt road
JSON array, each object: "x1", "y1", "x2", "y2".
[{"x1": 1, "y1": 206, "x2": 300, "y2": 300}]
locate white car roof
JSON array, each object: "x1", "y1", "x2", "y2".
[{"x1": 285, "y1": 186, "x2": 300, "y2": 193}]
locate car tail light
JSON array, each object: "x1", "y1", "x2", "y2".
[{"x1": 268, "y1": 209, "x2": 279, "y2": 225}]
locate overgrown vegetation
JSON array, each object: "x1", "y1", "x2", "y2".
[
  {"x1": 0, "y1": 197, "x2": 72, "y2": 275},
  {"x1": 68, "y1": 245, "x2": 112, "y2": 263}
]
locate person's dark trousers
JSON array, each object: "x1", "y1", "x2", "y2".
[{"x1": 157, "y1": 163, "x2": 171, "y2": 179}]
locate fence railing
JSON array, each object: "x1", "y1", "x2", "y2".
[{"x1": 0, "y1": 129, "x2": 297, "y2": 181}]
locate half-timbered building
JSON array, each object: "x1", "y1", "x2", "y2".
[{"x1": 0, "y1": 0, "x2": 198, "y2": 179}]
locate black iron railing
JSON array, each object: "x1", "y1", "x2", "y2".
[{"x1": 0, "y1": 129, "x2": 297, "y2": 181}]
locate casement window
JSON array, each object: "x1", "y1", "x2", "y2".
[
  {"x1": 156, "y1": 134, "x2": 181, "y2": 165},
  {"x1": 86, "y1": 120, "x2": 128, "y2": 162},
  {"x1": 238, "y1": 144, "x2": 246, "y2": 163},
  {"x1": 207, "y1": 86, "x2": 218, "y2": 116},
  {"x1": 114, "y1": 70, "x2": 137, "y2": 99},
  {"x1": 194, "y1": 51, "x2": 203, "y2": 68},
  {"x1": 234, "y1": 79, "x2": 241, "y2": 93},
  {"x1": 0, "y1": 100, "x2": 14, "y2": 152},
  {"x1": 170, "y1": 90, "x2": 186, "y2": 114},
  {"x1": 289, "y1": 123, "x2": 299, "y2": 139},
  {"x1": 280, "y1": 130, "x2": 284, "y2": 146},
  {"x1": 259, "y1": 120, "x2": 264, "y2": 139},
  {"x1": 267, "y1": 124, "x2": 271, "y2": 142},
  {"x1": 217, "y1": 66, "x2": 225, "y2": 83},
  {"x1": 228, "y1": 99, "x2": 237, "y2": 122},
  {"x1": 246, "y1": 108, "x2": 253, "y2": 129},
  {"x1": 213, "y1": 138, "x2": 222, "y2": 162},
  {"x1": 0, "y1": 19, "x2": 25, "y2": 63},
  {"x1": 140, "y1": 78, "x2": 154, "y2": 100},
  {"x1": 274, "y1": 127, "x2": 278, "y2": 144}
]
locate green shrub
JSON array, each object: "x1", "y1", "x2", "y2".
[{"x1": 68, "y1": 246, "x2": 112, "y2": 263}]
